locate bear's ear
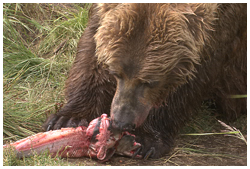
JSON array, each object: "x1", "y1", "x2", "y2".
[{"x1": 181, "y1": 4, "x2": 217, "y2": 48}]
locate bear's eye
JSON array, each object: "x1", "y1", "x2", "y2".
[
  {"x1": 143, "y1": 81, "x2": 159, "y2": 88},
  {"x1": 109, "y1": 70, "x2": 121, "y2": 79}
]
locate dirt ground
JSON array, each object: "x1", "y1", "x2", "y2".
[
  {"x1": 66, "y1": 134, "x2": 247, "y2": 166},
  {"x1": 66, "y1": 113, "x2": 247, "y2": 166}
]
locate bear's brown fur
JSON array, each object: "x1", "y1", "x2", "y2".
[{"x1": 43, "y1": 3, "x2": 247, "y2": 158}]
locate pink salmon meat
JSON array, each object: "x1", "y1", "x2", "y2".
[{"x1": 3, "y1": 114, "x2": 141, "y2": 161}]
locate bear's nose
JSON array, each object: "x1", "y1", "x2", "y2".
[{"x1": 111, "y1": 119, "x2": 135, "y2": 132}]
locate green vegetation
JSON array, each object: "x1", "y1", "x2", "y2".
[
  {"x1": 3, "y1": 3, "x2": 91, "y2": 165},
  {"x1": 3, "y1": 146, "x2": 70, "y2": 166},
  {"x1": 3, "y1": 3, "x2": 90, "y2": 141}
]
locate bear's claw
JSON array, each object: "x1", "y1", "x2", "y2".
[
  {"x1": 132, "y1": 145, "x2": 142, "y2": 159},
  {"x1": 143, "y1": 147, "x2": 155, "y2": 160}
]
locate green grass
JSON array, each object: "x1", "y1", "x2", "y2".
[
  {"x1": 3, "y1": 3, "x2": 91, "y2": 165},
  {"x1": 3, "y1": 146, "x2": 71, "y2": 166},
  {"x1": 3, "y1": 3, "x2": 90, "y2": 141}
]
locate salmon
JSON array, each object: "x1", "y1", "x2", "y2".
[{"x1": 3, "y1": 114, "x2": 141, "y2": 161}]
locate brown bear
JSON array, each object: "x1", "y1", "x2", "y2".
[{"x1": 43, "y1": 3, "x2": 247, "y2": 158}]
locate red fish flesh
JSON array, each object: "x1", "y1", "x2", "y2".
[{"x1": 3, "y1": 114, "x2": 141, "y2": 161}]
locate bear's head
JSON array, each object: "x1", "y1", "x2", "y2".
[{"x1": 94, "y1": 3, "x2": 216, "y2": 131}]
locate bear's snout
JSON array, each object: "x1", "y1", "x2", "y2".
[
  {"x1": 110, "y1": 104, "x2": 137, "y2": 131},
  {"x1": 111, "y1": 118, "x2": 136, "y2": 132}
]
